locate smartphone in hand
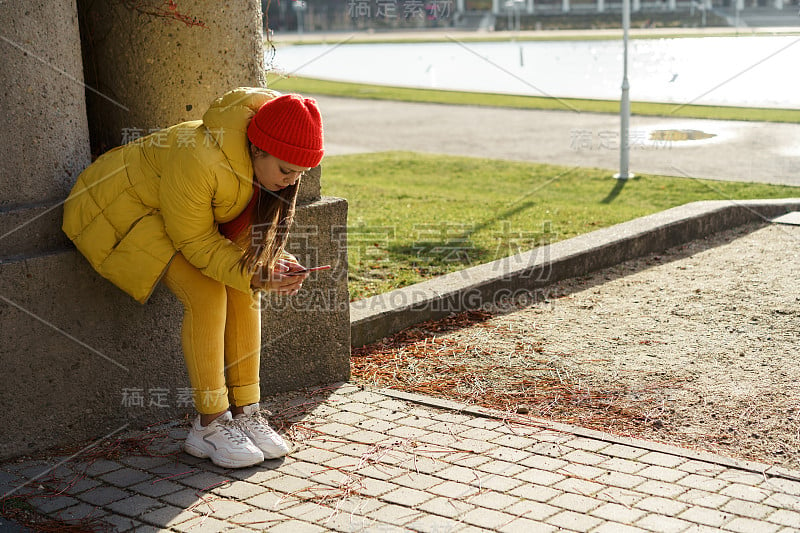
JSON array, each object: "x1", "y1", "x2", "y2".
[{"x1": 284, "y1": 265, "x2": 331, "y2": 276}]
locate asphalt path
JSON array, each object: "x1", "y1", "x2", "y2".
[{"x1": 316, "y1": 95, "x2": 800, "y2": 187}]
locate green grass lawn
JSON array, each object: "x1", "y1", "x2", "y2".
[
  {"x1": 269, "y1": 75, "x2": 800, "y2": 124},
  {"x1": 321, "y1": 152, "x2": 798, "y2": 300}
]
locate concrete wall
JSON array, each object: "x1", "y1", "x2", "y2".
[{"x1": 0, "y1": 0, "x2": 351, "y2": 460}]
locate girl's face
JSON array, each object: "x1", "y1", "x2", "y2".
[{"x1": 250, "y1": 146, "x2": 310, "y2": 192}]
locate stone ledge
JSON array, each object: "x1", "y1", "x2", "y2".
[
  {"x1": 351, "y1": 198, "x2": 800, "y2": 347},
  {"x1": 0, "y1": 197, "x2": 349, "y2": 460},
  {"x1": 0, "y1": 202, "x2": 70, "y2": 259}
]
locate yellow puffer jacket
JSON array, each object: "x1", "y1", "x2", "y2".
[{"x1": 63, "y1": 87, "x2": 280, "y2": 303}]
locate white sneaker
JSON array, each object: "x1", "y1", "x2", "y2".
[
  {"x1": 234, "y1": 404, "x2": 292, "y2": 459},
  {"x1": 183, "y1": 411, "x2": 264, "y2": 468}
]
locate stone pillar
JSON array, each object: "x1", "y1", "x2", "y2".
[
  {"x1": 563, "y1": 0, "x2": 571, "y2": 13},
  {"x1": 0, "y1": 0, "x2": 91, "y2": 458},
  {"x1": 0, "y1": 0, "x2": 90, "y2": 257},
  {"x1": 78, "y1": 0, "x2": 267, "y2": 152},
  {"x1": 668, "y1": 0, "x2": 676, "y2": 11},
  {"x1": 598, "y1": 0, "x2": 605, "y2": 12},
  {"x1": 633, "y1": 0, "x2": 641, "y2": 11}
]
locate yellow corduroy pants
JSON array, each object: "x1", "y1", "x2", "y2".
[{"x1": 163, "y1": 253, "x2": 261, "y2": 414}]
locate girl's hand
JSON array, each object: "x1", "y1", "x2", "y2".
[{"x1": 251, "y1": 260, "x2": 309, "y2": 294}]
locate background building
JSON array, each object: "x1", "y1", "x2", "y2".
[{"x1": 262, "y1": 0, "x2": 795, "y2": 32}]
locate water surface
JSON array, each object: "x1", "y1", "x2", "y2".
[{"x1": 273, "y1": 36, "x2": 799, "y2": 108}]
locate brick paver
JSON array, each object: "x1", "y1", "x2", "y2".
[
  {"x1": 723, "y1": 516, "x2": 782, "y2": 533},
  {"x1": 108, "y1": 494, "x2": 164, "y2": 517},
  {"x1": 73, "y1": 484, "x2": 130, "y2": 506},
  {"x1": 677, "y1": 505, "x2": 732, "y2": 528},
  {"x1": 595, "y1": 470, "x2": 647, "y2": 490},
  {"x1": 590, "y1": 501, "x2": 648, "y2": 524},
  {"x1": 461, "y1": 506, "x2": 516, "y2": 529},
  {"x1": 405, "y1": 513, "x2": 464, "y2": 532},
  {"x1": 3, "y1": 383, "x2": 800, "y2": 532},
  {"x1": 27, "y1": 494, "x2": 80, "y2": 513},
  {"x1": 98, "y1": 466, "x2": 153, "y2": 488},
  {"x1": 676, "y1": 487, "x2": 731, "y2": 509},
  {"x1": 547, "y1": 509, "x2": 603, "y2": 532}
]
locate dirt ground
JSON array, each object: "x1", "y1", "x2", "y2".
[{"x1": 352, "y1": 221, "x2": 800, "y2": 471}]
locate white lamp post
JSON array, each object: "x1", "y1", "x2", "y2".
[
  {"x1": 614, "y1": 0, "x2": 634, "y2": 180},
  {"x1": 293, "y1": 0, "x2": 306, "y2": 36}
]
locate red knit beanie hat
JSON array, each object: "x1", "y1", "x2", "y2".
[{"x1": 247, "y1": 94, "x2": 324, "y2": 168}]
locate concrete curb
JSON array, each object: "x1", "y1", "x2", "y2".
[{"x1": 350, "y1": 198, "x2": 800, "y2": 347}]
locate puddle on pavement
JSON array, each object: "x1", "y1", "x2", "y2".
[{"x1": 649, "y1": 129, "x2": 717, "y2": 141}]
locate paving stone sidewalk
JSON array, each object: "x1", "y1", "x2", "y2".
[{"x1": 2, "y1": 383, "x2": 799, "y2": 532}]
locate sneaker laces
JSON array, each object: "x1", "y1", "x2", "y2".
[
  {"x1": 216, "y1": 417, "x2": 252, "y2": 445},
  {"x1": 241, "y1": 409, "x2": 279, "y2": 435}
]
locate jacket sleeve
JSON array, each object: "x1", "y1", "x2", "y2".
[{"x1": 159, "y1": 150, "x2": 254, "y2": 294}]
